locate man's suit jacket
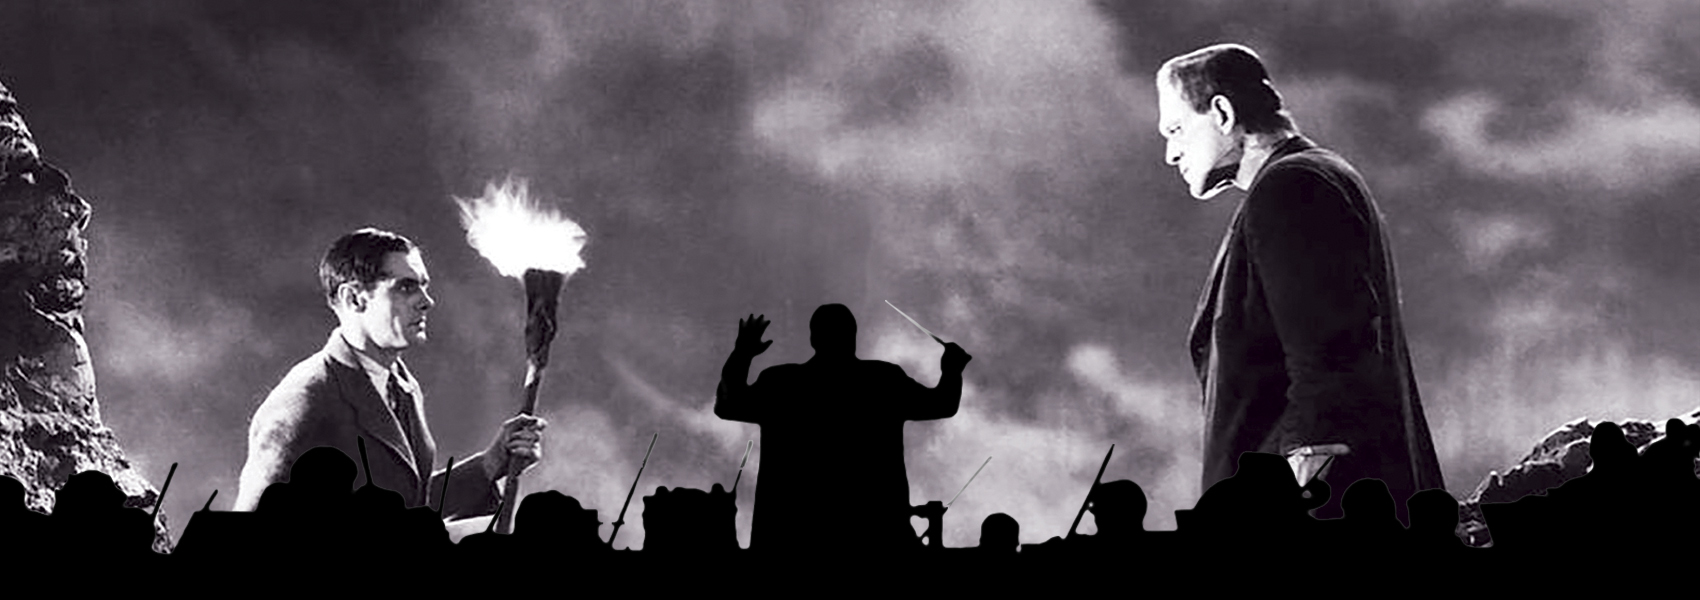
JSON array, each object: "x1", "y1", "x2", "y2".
[
  {"x1": 1189, "y1": 135, "x2": 1445, "y2": 525},
  {"x1": 233, "y1": 332, "x2": 498, "y2": 518}
]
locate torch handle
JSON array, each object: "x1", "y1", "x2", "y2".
[
  {"x1": 518, "y1": 362, "x2": 543, "y2": 414},
  {"x1": 494, "y1": 363, "x2": 544, "y2": 535},
  {"x1": 495, "y1": 473, "x2": 522, "y2": 534},
  {"x1": 496, "y1": 268, "x2": 564, "y2": 535}
]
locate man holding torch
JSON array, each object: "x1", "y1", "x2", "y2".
[{"x1": 235, "y1": 228, "x2": 547, "y2": 522}]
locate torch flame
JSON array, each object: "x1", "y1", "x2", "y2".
[{"x1": 455, "y1": 175, "x2": 588, "y2": 278}]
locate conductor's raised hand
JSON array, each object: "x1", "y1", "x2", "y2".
[
  {"x1": 941, "y1": 342, "x2": 972, "y2": 374},
  {"x1": 734, "y1": 314, "x2": 773, "y2": 358}
]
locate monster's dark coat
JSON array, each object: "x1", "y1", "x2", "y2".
[{"x1": 1189, "y1": 135, "x2": 1445, "y2": 524}]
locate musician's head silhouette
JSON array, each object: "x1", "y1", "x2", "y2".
[
  {"x1": 1662, "y1": 418, "x2": 1694, "y2": 450},
  {"x1": 1089, "y1": 479, "x2": 1148, "y2": 534},
  {"x1": 1589, "y1": 422, "x2": 1636, "y2": 473},
  {"x1": 1237, "y1": 452, "x2": 1304, "y2": 503},
  {"x1": 1195, "y1": 452, "x2": 1323, "y2": 531},
  {"x1": 1341, "y1": 479, "x2": 1399, "y2": 528},
  {"x1": 289, "y1": 446, "x2": 358, "y2": 505},
  {"x1": 54, "y1": 471, "x2": 126, "y2": 518},
  {"x1": 979, "y1": 513, "x2": 1018, "y2": 551},
  {"x1": 1644, "y1": 418, "x2": 1700, "y2": 478},
  {"x1": 516, "y1": 490, "x2": 601, "y2": 542},
  {"x1": 810, "y1": 304, "x2": 857, "y2": 359}
]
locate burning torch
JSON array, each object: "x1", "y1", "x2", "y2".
[{"x1": 455, "y1": 175, "x2": 588, "y2": 535}]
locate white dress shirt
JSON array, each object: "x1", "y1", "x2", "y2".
[{"x1": 340, "y1": 330, "x2": 419, "y2": 411}]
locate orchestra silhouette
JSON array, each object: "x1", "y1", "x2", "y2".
[{"x1": 6, "y1": 404, "x2": 1695, "y2": 587}]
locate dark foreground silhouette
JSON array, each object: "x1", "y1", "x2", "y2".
[{"x1": 2, "y1": 415, "x2": 1694, "y2": 591}]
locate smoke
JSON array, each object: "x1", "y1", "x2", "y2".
[
  {"x1": 400, "y1": 0, "x2": 1200, "y2": 548},
  {"x1": 1065, "y1": 344, "x2": 1201, "y2": 526},
  {"x1": 526, "y1": 402, "x2": 630, "y2": 544},
  {"x1": 1422, "y1": 91, "x2": 1700, "y2": 192},
  {"x1": 606, "y1": 353, "x2": 756, "y2": 546},
  {"x1": 870, "y1": 315, "x2": 1199, "y2": 545},
  {"x1": 1451, "y1": 212, "x2": 1552, "y2": 274}
]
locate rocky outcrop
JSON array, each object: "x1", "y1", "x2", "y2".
[
  {"x1": 0, "y1": 79, "x2": 171, "y2": 553},
  {"x1": 1458, "y1": 407, "x2": 1700, "y2": 547}
]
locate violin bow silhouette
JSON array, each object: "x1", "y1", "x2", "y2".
[
  {"x1": 731, "y1": 440, "x2": 753, "y2": 495},
  {"x1": 945, "y1": 456, "x2": 992, "y2": 512},
  {"x1": 1067, "y1": 444, "x2": 1114, "y2": 539},
  {"x1": 607, "y1": 433, "x2": 658, "y2": 547},
  {"x1": 437, "y1": 456, "x2": 454, "y2": 518},
  {"x1": 151, "y1": 462, "x2": 177, "y2": 523}
]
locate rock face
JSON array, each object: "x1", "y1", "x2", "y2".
[
  {"x1": 1459, "y1": 407, "x2": 1700, "y2": 547},
  {"x1": 0, "y1": 80, "x2": 172, "y2": 553}
]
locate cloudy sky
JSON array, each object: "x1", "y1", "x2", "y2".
[{"x1": 5, "y1": 0, "x2": 1700, "y2": 548}]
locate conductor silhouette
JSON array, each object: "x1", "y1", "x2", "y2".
[{"x1": 714, "y1": 304, "x2": 972, "y2": 559}]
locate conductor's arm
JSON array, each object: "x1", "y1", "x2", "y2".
[
  {"x1": 715, "y1": 314, "x2": 774, "y2": 424},
  {"x1": 898, "y1": 343, "x2": 972, "y2": 421}
]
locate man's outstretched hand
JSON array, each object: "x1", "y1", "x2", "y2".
[
  {"x1": 942, "y1": 342, "x2": 972, "y2": 374},
  {"x1": 735, "y1": 314, "x2": 773, "y2": 358}
]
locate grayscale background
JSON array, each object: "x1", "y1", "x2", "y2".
[{"x1": 4, "y1": 0, "x2": 1698, "y2": 548}]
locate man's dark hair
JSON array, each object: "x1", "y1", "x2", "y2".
[
  {"x1": 1159, "y1": 43, "x2": 1297, "y2": 135},
  {"x1": 319, "y1": 227, "x2": 416, "y2": 303}
]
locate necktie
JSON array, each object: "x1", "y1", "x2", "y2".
[{"x1": 387, "y1": 371, "x2": 418, "y2": 457}]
